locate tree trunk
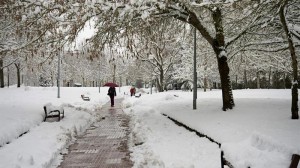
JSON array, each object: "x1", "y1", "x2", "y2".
[
  {"x1": 157, "y1": 68, "x2": 164, "y2": 92},
  {"x1": 51, "y1": 72, "x2": 54, "y2": 86},
  {"x1": 235, "y1": 75, "x2": 238, "y2": 89},
  {"x1": 215, "y1": 51, "x2": 235, "y2": 110},
  {"x1": 256, "y1": 69, "x2": 260, "y2": 89},
  {"x1": 113, "y1": 64, "x2": 116, "y2": 83},
  {"x1": 268, "y1": 67, "x2": 271, "y2": 89},
  {"x1": 155, "y1": 78, "x2": 161, "y2": 92},
  {"x1": 283, "y1": 73, "x2": 286, "y2": 89},
  {"x1": 14, "y1": 63, "x2": 21, "y2": 87},
  {"x1": 279, "y1": 1, "x2": 299, "y2": 119},
  {"x1": 244, "y1": 69, "x2": 247, "y2": 89},
  {"x1": 0, "y1": 59, "x2": 4, "y2": 88},
  {"x1": 7, "y1": 66, "x2": 9, "y2": 87},
  {"x1": 204, "y1": 76, "x2": 207, "y2": 92},
  {"x1": 212, "y1": 8, "x2": 235, "y2": 111}
]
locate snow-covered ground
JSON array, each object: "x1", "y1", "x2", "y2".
[
  {"x1": 0, "y1": 86, "x2": 115, "y2": 168},
  {"x1": 0, "y1": 86, "x2": 299, "y2": 168},
  {"x1": 123, "y1": 89, "x2": 300, "y2": 168}
]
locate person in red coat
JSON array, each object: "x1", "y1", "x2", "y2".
[{"x1": 130, "y1": 87, "x2": 136, "y2": 97}]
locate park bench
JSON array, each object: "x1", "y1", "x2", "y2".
[
  {"x1": 135, "y1": 93, "x2": 141, "y2": 98},
  {"x1": 43, "y1": 103, "x2": 64, "y2": 121},
  {"x1": 81, "y1": 94, "x2": 90, "y2": 101}
]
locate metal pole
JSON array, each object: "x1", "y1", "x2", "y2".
[
  {"x1": 98, "y1": 58, "x2": 101, "y2": 93},
  {"x1": 57, "y1": 49, "x2": 61, "y2": 98},
  {"x1": 113, "y1": 64, "x2": 116, "y2": 83},
  {"x1": 119, "y1": 76, "x2": 121, "y2": 93},
  {"x1": 150, "y1": 80, "x2": 152, "y2": 94},
  {"x1": 193, "y1": 27, "x2": 197, "y2": 109}
]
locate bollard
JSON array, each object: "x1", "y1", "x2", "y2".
[{"x1": 221, "y1": 151, "x2": 224, "y2": 168}]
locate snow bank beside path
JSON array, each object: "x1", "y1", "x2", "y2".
[
  {"x1": 0, "y1": 86, "x2": 109, "y2": 147},
  {"x1": 123, "y1": 89, "x2": 300, "y2": 168},
  {"x1": 124, "y1": 96, "x2": 221, "y2": 168},
  {"x1": 0, "y1": 107, "x2": 93, "y2": 168},
  {"x1": 0, "y1": 86, "x2": 115, "y2": 168}
]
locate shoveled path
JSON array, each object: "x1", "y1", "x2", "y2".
[{"x1": 58, "y1": 99, "x2": 133, "y2": 168}]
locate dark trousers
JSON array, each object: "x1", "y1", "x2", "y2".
[{"x1": 110, "y1": 96, "x2": 115, "y2": 106}]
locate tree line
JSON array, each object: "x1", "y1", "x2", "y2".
[{"x1": 0, "y1": 0, "x2": 299, "y2": 119}]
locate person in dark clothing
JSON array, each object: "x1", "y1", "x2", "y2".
[
  {"x1": 130, "y1": 87, "x2": 136, "y2": 97},
  {"x1": 107, "y1": 87, "x2": 117, "y2": 107}
]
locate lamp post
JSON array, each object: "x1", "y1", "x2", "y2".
[
  {"x1": 150, "y1": 79, "x2": 153, "y2": 94},
  {"x1": 113, "y1": 63, "x2": 116, "y2": 83},
  {"x1": 57, "y1": 49, "x2": 61, "y2": 98},
  {"x1": 98, "y1": 57, "x2": 101, "y2": 93},
  {"x1": 119, "y1": 76, "x2": 121, "y2": 93},
  {"x1": 193, "y1": 27, "x2": 197, "y2": 110}
]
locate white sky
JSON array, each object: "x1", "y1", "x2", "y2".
[{"x1": 73, "y1": 19, "x2": 97, "y2": 49}]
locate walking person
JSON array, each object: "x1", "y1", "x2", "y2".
[
  {"x1": 130, "y1": 87, "x2": 136, "y2": 97},
  {"x1": 107, "y1": 86, "x2": 116, "y2": 107}
]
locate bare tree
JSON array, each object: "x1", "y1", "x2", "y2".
[
  {"x1": 5, "y1": 0, "x2": 297, "y2": 111},
  {"x1": 232, "y1": 0, "x2": 299, "y2": 118},
  {"x1": 126, "y1": 19, "x2": 184, "y2": 92},
  {"x1": 279, "y1": 0, "x2": 299, "y2": 119}
]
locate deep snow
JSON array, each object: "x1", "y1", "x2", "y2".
[{"x1": 0, "y1": 86, "x2": 299, "y2": 168}]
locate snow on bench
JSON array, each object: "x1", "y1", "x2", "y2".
[
  {"x1": 81, "y1": 95, "x2": 90, "y2": 101},
  {"x1": 43, "y1": 103, "x2": 64, "y2": 122},
  {"x1": 135, "y1": 93, "x2": 141, "y2": 98}
]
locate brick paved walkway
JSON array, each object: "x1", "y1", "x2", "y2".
[{"x1": 58, "y1": 99, "x2": 133, "y2": 168}]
